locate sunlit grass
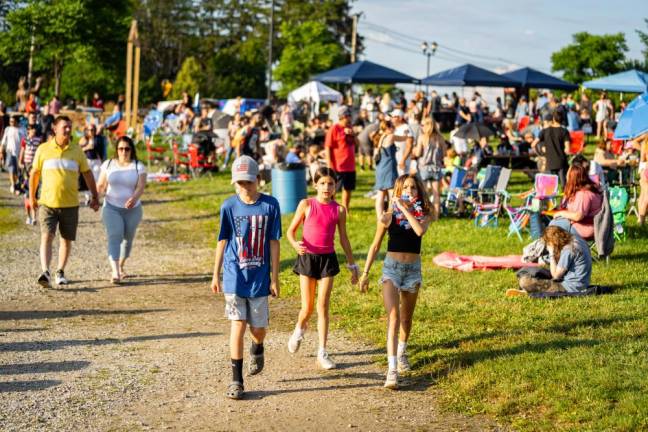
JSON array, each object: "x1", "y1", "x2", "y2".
[{"x1": 143, "y1": 165, "x2": 648, "y2": 431}]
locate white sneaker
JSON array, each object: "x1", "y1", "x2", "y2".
[
  {"x1": 55, "y1": 270, "x2": 68, "y2": 286},
  {"x1": 384, "y1": 369, "x2": 398, "y2": 389},
  {"x1": 287, "y1": 331, "x2": 303, "y2": 353},
  {"x1": 25, "y1": 216, "x2": 32, "y2": 225},
  {"x1": 317, "y1": 352, "x2": 336, "y2": 370},
  {"x1": 397, "y1": 354, "x2": 411, "y2": 372},
  {"x1": 9, "y1": 184, "x2": 15, "y2": 194}
]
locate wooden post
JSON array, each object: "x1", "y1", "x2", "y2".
[
  {"x1": 125, "y1": 21, "x2": 135, "y2": 130},
  {"x1": 132, "y1": 41, "x2": 141, "y2": 130}
]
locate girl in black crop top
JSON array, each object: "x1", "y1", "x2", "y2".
[{"x1": 359, "y1": 175, "x2": 433, "y2": 389}]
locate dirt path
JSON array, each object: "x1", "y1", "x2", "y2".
[{"x1": 0, "y1": 182, "x2": 501, "y2": 431}]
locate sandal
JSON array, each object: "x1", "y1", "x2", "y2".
[
  {"x1": 111, "y1": 275, "x2": 121, "y2": 284},
  {"x1": 226, "y1": 381, "x2": 244, "y2": 400},
  {"x1": 248, "y1": 353, "x2": 264, "y2": 376}
]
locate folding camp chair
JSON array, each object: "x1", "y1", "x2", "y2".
[
  {"x1": 145, "y1": 137, "x2": 166, "y2": 169},
  {"x1": 443, "y1": 167, "x2": 477, "y2": 216},
  {"x1": 473, "y1": 167, "x2": 512, "y2": 228},
  {"x1": 188, "y1": 144, "x2": 216, "y2": 178},
  {"x1": 172, "y1": 141, "x2": 190, "y2": 175},
  {"x1": 568, "y1": 131, "x2": 585, "y2": 155},
  {"x1": 609, "y1": 186, "x2": 629, "y2": 241},
  {"x1": 505, "y1": 173, "x2": 560, "y2": 241}
]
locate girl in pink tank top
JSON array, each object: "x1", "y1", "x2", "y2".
[{"x1": 286, "y1": 167, "x2": 358, "y2": 370}]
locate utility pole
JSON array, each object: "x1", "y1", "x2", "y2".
[
  {"x1": 351, "y1": 13, "x2": 359, "y2": 63},
  {"x1": 27, "y1": 25, "x2": 35, "y2": 89},
  {"x1": 266, "y1": 0, "x2": 274, "y2": 102}
]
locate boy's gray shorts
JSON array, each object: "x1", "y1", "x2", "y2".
[{"x1": 224, "y1": 294, "x2": 269, "y2": 328}]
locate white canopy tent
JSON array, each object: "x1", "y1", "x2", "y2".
[{"x1": 287, "y1": 81, "x2": 343, "y2": 116}]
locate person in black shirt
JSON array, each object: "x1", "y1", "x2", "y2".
[
  {"x1": 40, "y1": 104, "x2": 55, "y2": 140},
  {"x1": 532, "y1": 110, "x2": 570, "y2": 187}
]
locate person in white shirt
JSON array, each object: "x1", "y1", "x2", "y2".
[
  {"x1": 97, "y1": 136, "x2": 147, "y2": 283},
  {"x1": 0, "y1": 116, "x2": 24, "y2": 193},
  {"x1": 391, "y1": 110, "x2": 415, "y2": 175}
]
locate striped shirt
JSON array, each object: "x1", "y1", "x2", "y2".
[
  {"x1": 31, "y1": 138, "x2": 90, "y2": 208},
  {"x1": 21, "y1": 136, "x2": 42, "y2": 167}
]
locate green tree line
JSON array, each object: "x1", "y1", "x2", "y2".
[{"x1": 0, "y1": 0, "x2": 359, "y2": 105}]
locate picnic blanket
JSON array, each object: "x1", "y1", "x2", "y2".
[{"x1": 433, "y1": 252, "x2": 540, "y2": 272}]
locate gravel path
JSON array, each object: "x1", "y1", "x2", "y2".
[{"x1": 0, "y1": 180, "x2": 502, "y2": 431}]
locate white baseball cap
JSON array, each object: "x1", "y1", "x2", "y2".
[
  {"x1": 231, "y1": 155, "x2": 259, "y2": 184},
  {"x1": 390, "y1": 109, "x2": 404, "y2": 118}
]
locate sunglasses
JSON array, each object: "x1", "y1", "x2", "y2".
[{"x1": 117, "y1": 147, "x2": 131, "y2": 152}]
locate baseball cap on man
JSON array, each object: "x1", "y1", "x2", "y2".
[
  {"x1": 338, "y1": 105, "x2": 351, "y2": 117},
  {"x1": 390, "y1": 109, "x2": 404, "y2": 118},
  {"x1": 231, "y1": 155, "x2": 259, "y2": 184}
]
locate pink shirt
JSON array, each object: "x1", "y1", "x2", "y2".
[
  {"x1": 566, "y1": 189, "x2": 603, "y2": 240},
  {"x1": 302, "y1": 198, "x2": 339, "y2": 254}
]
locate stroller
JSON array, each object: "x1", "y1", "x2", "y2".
[{"x1": 608, "y1": 186, "x2": 629, "y2": 241}]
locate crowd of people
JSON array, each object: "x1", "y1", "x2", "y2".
[{"x1": 2, "y1": 85, "x2": 647, "y2": 400}]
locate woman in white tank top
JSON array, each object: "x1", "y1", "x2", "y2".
[{"x1": 97, "y1": 136, "x2": 147, "y2": 283}]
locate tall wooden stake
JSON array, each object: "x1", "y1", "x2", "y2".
[{"x1": 124, "y1": 20, "x2": 141, "y2": 134}]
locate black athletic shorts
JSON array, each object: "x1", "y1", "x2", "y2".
[
  {"x1": 293, "y1": 253, "x2": 340, "y2": 280},
  {"x1": 336, "y1": 171, "x2": 356, "y2": 192}
]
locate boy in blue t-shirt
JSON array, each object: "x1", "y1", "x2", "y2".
[{"x1": 211, "y1": 155, "x2": 281, "y2": 400}]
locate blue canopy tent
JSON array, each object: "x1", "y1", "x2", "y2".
[
  {"x1": 613, "y1": 92, "x2": 648, "y2": 140},
  {"x1": 420, "y1": 64, "x2": 518, "y2": 87},
  {"x1": 501, "y1": 67, "x2": 578, "y2": 91},
  {"x1": 582, "y1": 70, "x2": 648, "y2": 93},
  {"x1": 311, "y1": 60, "x2": 417, "y2": 84}
]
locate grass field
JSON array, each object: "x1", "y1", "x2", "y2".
[{"x1": 140, "y1": 166, "x2": 648, "y2": 431}]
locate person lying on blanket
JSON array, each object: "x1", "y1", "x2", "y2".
[{"x1": 507, "y1": 226, "x2": 592, "y2": 297}]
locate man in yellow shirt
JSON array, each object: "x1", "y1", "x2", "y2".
[{"x1": 29, "y1": 116, "x2": 100, "y2": 288}]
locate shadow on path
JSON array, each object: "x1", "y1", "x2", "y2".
[
  {"x1": 0, "y1": 380, "x2": 61, "y2": 393},
  {"x1": 0, "y1": 308, "x2": 170, "y2": 321},
  {"x1": 0, "y1": 360, "x2": 91, "y2": 375},
  {"x1": 0, "y1": 331, "x2": 220, "y2": 352}
]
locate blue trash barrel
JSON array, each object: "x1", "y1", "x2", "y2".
[{"x1": 271, "y1": 165, "x2": 307, "y2": 214}]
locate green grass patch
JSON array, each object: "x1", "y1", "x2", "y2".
[
  {"x1": 143, "y1": 167, "x2": 648, "y2": 431},
  {"x1": 0, "y1": 205, "x2": 21, "y2": 235}
]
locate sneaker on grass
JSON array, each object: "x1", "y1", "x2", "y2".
[
  {"x1": 55, "y1": 270, "x2": 68, "y2": 286},
  {"x1": 317, "y1": 352, "x2": 336, "y2": 370},
  {"x1": 384, "y1": 369, "x2": 398, "y2": 390},
  {"x1": 37, "y1": 271, "x2": 51, "y2": 288},
  {"x1": 506, "y1": 289, "x2": 528, "y2": 297}
]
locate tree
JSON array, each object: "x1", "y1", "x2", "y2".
[
  {"x1": 636, "y1": 18, "x2": 648, "y2": 68},
  {"x1": 170, "y1": 56, "x2": 205, "y2": 99},
  {"x1": 274, "y1": 21, "x2": 346, "y2": 97},
  {"x1": 0, "y1": 0, "x2": 131, "y2": 99},
  {"x1": 551, "y1": 32, "x2": 628, "y2": 84}
]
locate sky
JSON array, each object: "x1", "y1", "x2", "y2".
[{"x1": 351, "y1": 0, "x2": 647, "y2": 79}]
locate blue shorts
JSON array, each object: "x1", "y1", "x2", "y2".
[
  {"x1": 380, "y1": 256, "x2": 422, "y2": 293},
  {"x1": 5, "y1": 155, "x2": 18, "y2": 175}
]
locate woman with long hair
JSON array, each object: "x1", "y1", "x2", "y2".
[
  {"x1": 97, "y1": 136, "x2": 147, "y2": 283},
  {"x1": 415, "y1": 117, "x2": 446, "y2": 220},
  {"x1": 372, "y1": 118, "x2": 398, "y2": 216},
  {"x1": 508, "y1": 225, "x2": 592, "y2": 296},
  {"x1": 552, "y1": 162, "x2": 603, "y2": 240},
  {"x1": 360, "y1": 175, "x2": 433, "y2": 389}
]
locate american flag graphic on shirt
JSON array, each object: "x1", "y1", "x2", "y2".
[{"x1": 233, "y1": 214, "x2": 268, "y2": 269}]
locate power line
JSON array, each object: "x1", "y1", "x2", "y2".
[
  {"x1": 362, "y1": 36, "x2": 508, "y2": 71},
  {"x1": 360, "y1": 19, "x2": 543, "y2": 69}
]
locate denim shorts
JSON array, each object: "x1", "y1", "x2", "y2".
[{"x1": 380, "y1": 256, "x2": 422, "y2": 293}]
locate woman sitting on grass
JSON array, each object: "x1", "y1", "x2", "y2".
[
  {"x1": 360, "y1": 174, "x2": 433, "y2": 390},
  {"x1": 508, "y1": 225, "x2": 592, "y2": 296}
]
